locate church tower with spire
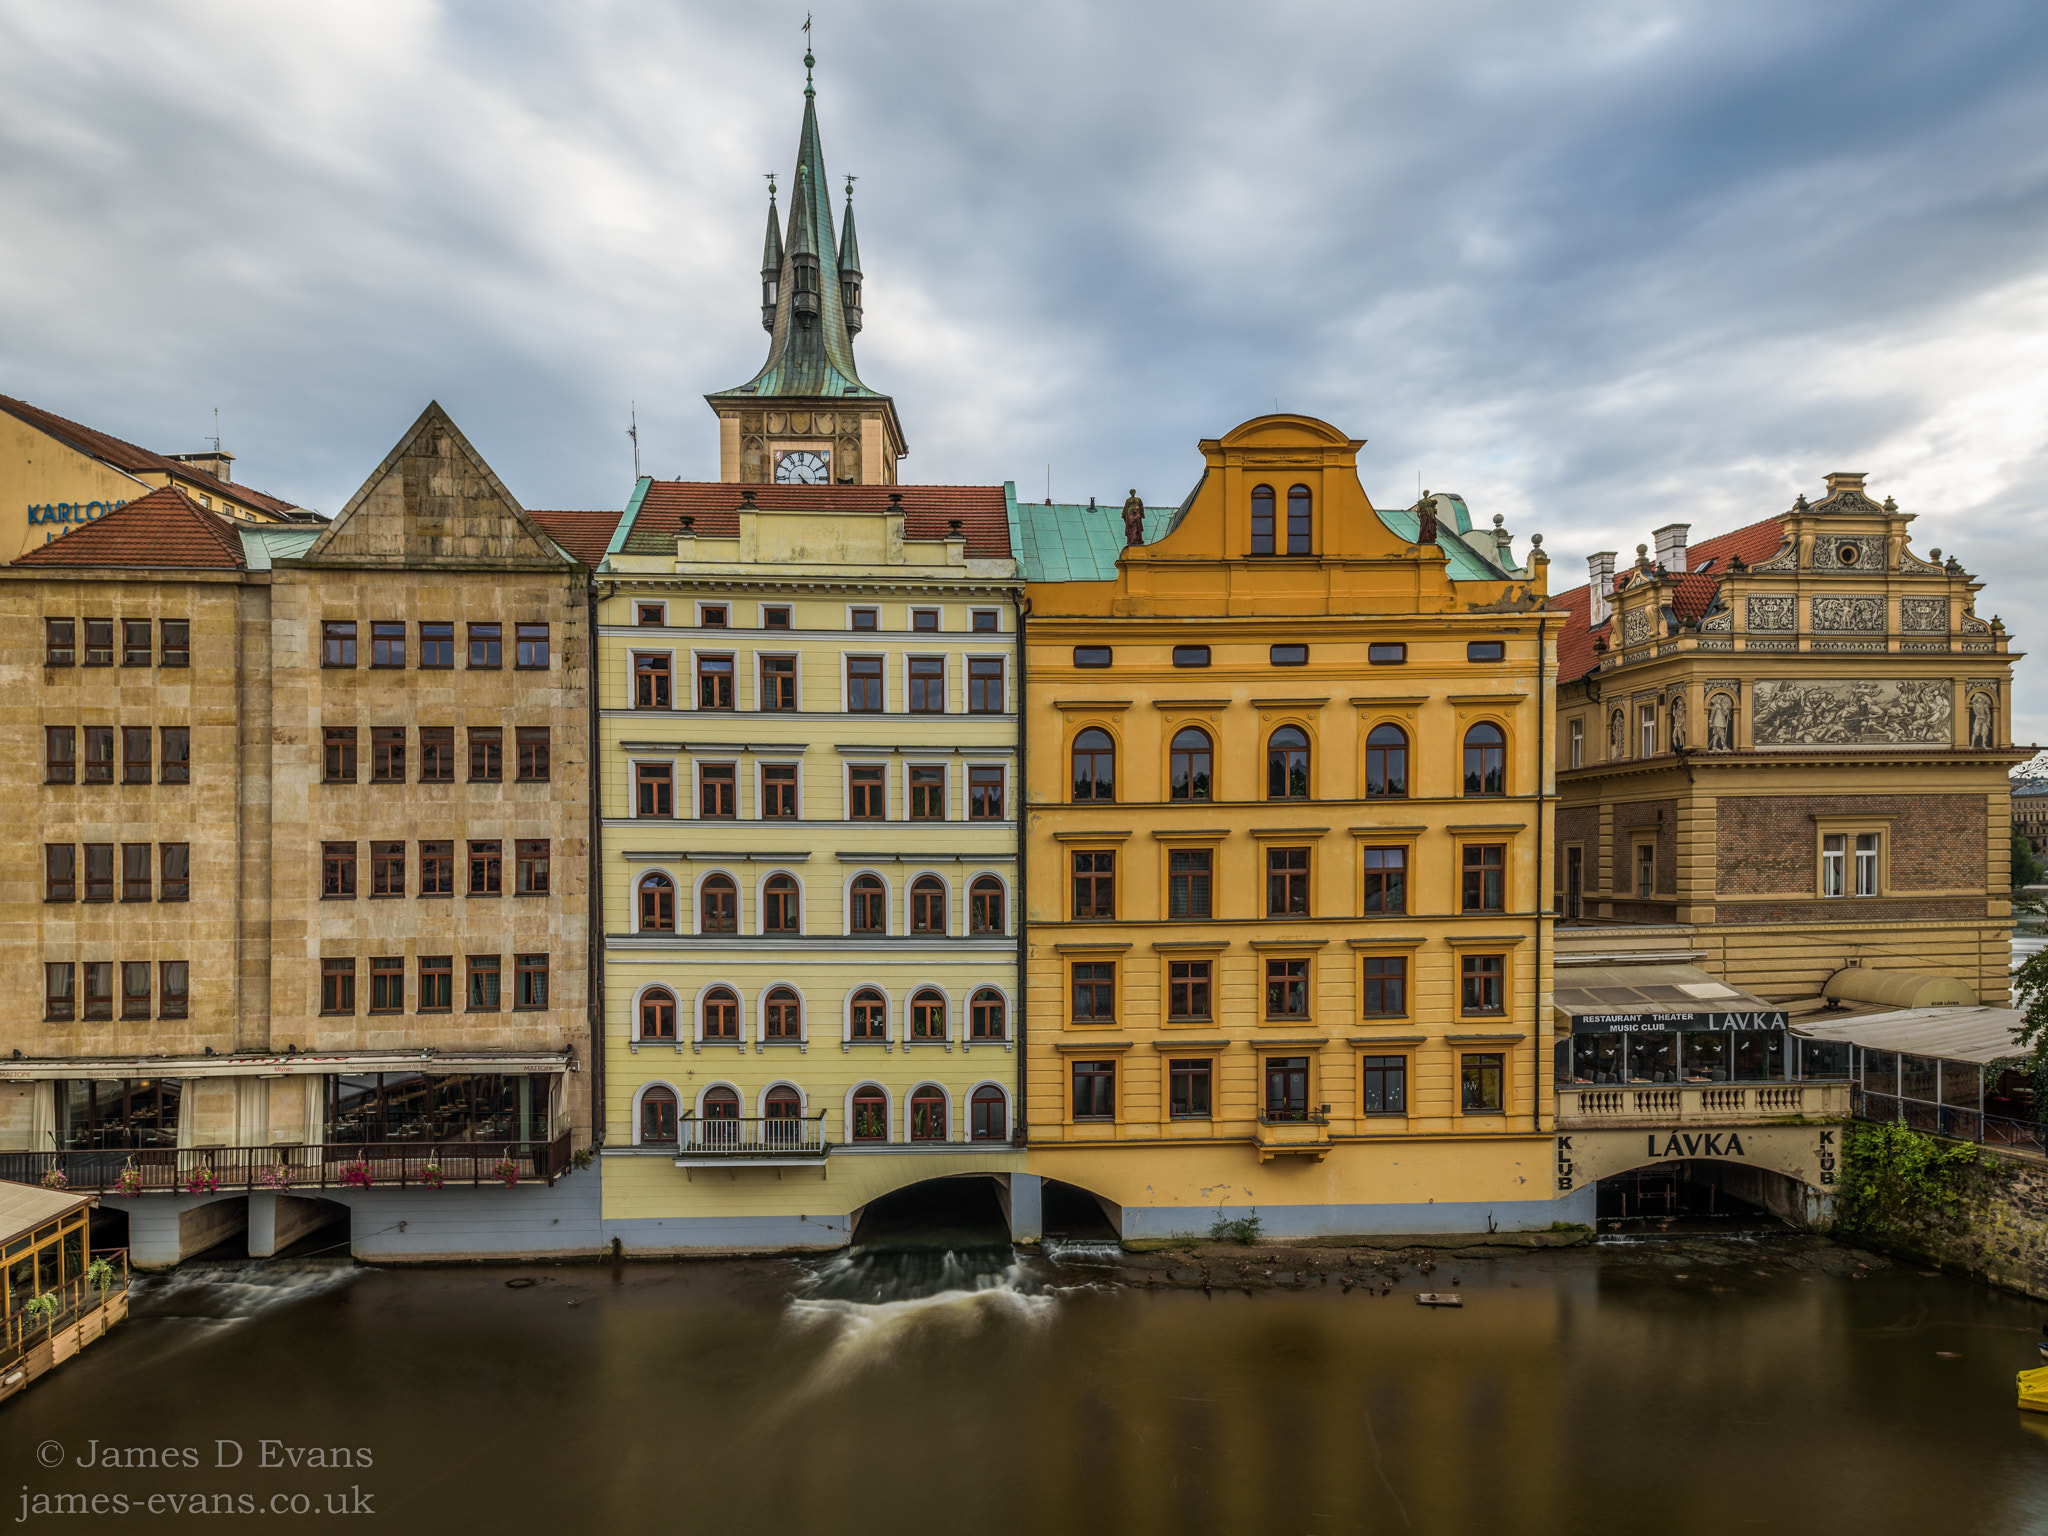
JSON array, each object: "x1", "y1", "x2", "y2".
[{"x1": 706, "y1": 48, "x2": 904, "y2": 485}]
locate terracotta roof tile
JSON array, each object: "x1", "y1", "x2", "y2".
[
  {"x1": 0, "y1": 393, "x2": 299, "y2": 517},
  {"x1": 529, "y1": 509, "x2": 623, "y2": 566},
  {"x1": 623, "y1": 482, "x2": 1012, "y2": 560},
  {"x1": 12, "y1": 484, "x2": 247, "y2": 570}
]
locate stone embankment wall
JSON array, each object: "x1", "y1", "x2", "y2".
[{"x1": 1850, "y1": 1145, "x2": 2048, "y2": 1301}]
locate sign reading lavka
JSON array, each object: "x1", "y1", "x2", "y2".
[{"x1": 1569, "y1": 1009, "x2": 1790, "y2": 1035}]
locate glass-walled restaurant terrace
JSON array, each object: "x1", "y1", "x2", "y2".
[{"x1": 1557, "y1": 1030, "x2": 1850, "y2": 1085}]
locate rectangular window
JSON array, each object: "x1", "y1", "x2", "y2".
[
  {"x1": 421, "y1": 841, "x2": 454, "y2": 896},
  {"x1": 1569, "y1": 718, "x2": 1584, "y2": 769},
  {"x1": 1168, "y1": 961, "x2": 1212, "y2": 1021},
  {"x1": 516, "y1": 726, "x2": 550, "y2": 781},
  {"x1": 1361, "y1": 846, "x2": 1406, "y2": 914},
  {"x1": 698, "y1": 762, "x2": 737, "y2": 818},
  {"x1": 1461, "y1": 954, "x2": 1505, "y2": 1015},
  {"x1": 1271, "y1": 644, "x2": 1309, "y2": 666},
  {"x1": 967, "y1": 656, "x2": 1004, "y2": 713},
  {"x1": 323, "y1": 726, "x2": 357, "y2": 783},
  {"x1": 123, "y1": 618, "x2": 153, "y2": 666},
  {"x1": 515, "y1": 953, "x2": 549, "y2": 1009},
  {"x1": 1362, "y1": 1055, "x2": 1408, "y2": 1114},
  {"x1": 1169, "y1": 1059, "x2": 1212, "y2": 1119},
  {"x1": 122, "y1": 843, "x2": 151, "y2": 901},
  {"x1": 158, "y1": 961, "x2": 189, "y2": 1020},
  {"x1": 1264, "y1": 1056, "x2": 1310, "y2": 1120},
  {"x1": 46, "y1": 844, "x2": 76, "y2": 902},
  {"x1": 122, "y1": 726, "x2": 152, "y2": 784},
  {"x1": 419, "y1": 727, "x2": 455, "y2": 782},
  {"x1": 420, "y1": 622, "x2": 454, "y2": 668},
  {"x1": 1072, "y1": 850, "x2": 1115, "y2": 919},
  {"x1": 371, "y1": 622, "x2": 406, "y2": 667},
  {"x1": 121, "y1": 960, "x2": 152, "y2": 1019},
  {"x1": 46, "y1": 726, "x2": 75, "y2": 783},
  {"x1": 80, "y1": 961, "x2": 112, "y2": 1019},
  {"x1": 1467, "y1": 641, "x2": 1506, "y2": 663},
  {"x1": 762, "y1": 606, "x2": 791, "y2": 630},
  {"x1": 45, "y1": 618, "x2": 75, "y2": 666},
  {"x1": 909, "y1": 764, "x2": 946, "y2": 820},
  {"x1": 160, "y1": 619, "x2": 189, "y2": 667},
  {"x1": 1074, "y1": 646, "x2": 1111, "y2": 668},
  {"x1": 323, "y1": 841, "x2": 357, "y2": 898},
  {"x1": 45, "y1": 963, "x2": 74, "y2": 1022},
  {"x1": 1821, "y1": 834, "x2": 1845, "y2": 897},
  {"x1": 84, "y1": 726, "x2": 113, "y2": 784},
  {"x1": 972, "y1": 609, "x2": 998, "y2": 633},
  {"x1": 1168, "y1": 848, "x2": 1212, "y2": 919},
  {"x1": 968, "y1": 765, "x2": 1004, "y2": 820},
  {"x1": 635, "y1": 762, "x2": 674, "y2": 817},
  {"x1": 1635, "y1": 841, "x2": 1655, "y2": 899},
  {"x1": 1639, "y1": 704, "x2": 1656, "y2": 758},
  {"x1": 1072, "y1": 1059, "x2": 1116, "y2": 1119},
  {"x1": 468, "y1": 623, "x2": 502, "y2": 668},
  {"x1": 849, "y1": 764, "x2": 886, "y2": 819},
  {"x1": 636, "y1": 602, "x2": 666, "y2": 628},
  {"x1": 762, "y1": 763, "x2": 798, "y2": 818},
  {"x1": 699, "y1": 605, "x2": 727, "y2": 629},
  {"x1": 160, "y1": 843, "x2": 190, "y2": 901},
  {"x1": 1461, "y1": 1052, "x2": 1506, "y2": 1112},
  {"x1": 468, "y1": 726, "x2": 502, "y2": 782},
  {"x1": 469, "y1": 840, "x2": 502, "y2": 896},
  {"x1": 850, "y1": 607, "x2": 878, "y2": 631},
  {"x1": 760, "y1": 655, "x2": 797, "y2": 710},
  {"x1": 83, "y1": 844, "x2": 113, "y2": 902},
  {"x1": 634, "y1": 652, "x2": 672, "y2": 709},
  {"x1": 1855, "y1": 833, "x2": 1880, "y2": 896},
  {"x1": 1172, "y1": 645, "x2": 1210, "y2": 667},
  {"x1": 1266, "y1": 846, "x2": 1309, "y2": 916},
  {"x1": 1362, "y1": 956, "x2": 1408, "y2": 1018},
  {"x1": 371, "y1": 840, "x2": 406, "y2": 897},
  {"x1": 516, "y1": 623, "x2": 550, "y2": 669},
  {"x1": 321, "y1": 958, "x2": 356, "y2": 1014},
  {"x1": 911, "y1": 608, "x2": 939, "y2": 632},
  {"x1": 1265, "y1": 958, "x2": 1309, "y2": 1019},
  {"x1": 1462, "y1": 843, "x2": 1506, "y2": 912},
  {"x1": 372, "y1": 726, "x2": 406, "y2": 782},
  {"x1": 1072, "y1": 962, "x2": 1116, "y2": 1023},
  {"x1": 516, "y1": 839, "x2": 550, "y2": 895},
  {"x1": 908, "y1": 656, "x2": 945, "y2": 712},
  {"x1": 697, "y1": 654, "x2": 734, "y2": 709},
  {"x1": 1368, "y1": 642, "x2": 1407, "y2": 665},
  {"x1": 467, "y1": 955, "x2": 501, "y2": 1011},
  {"x1": 160, "y1": 726, "x2": 190, "y2": 784},
  {"x1": 323, "y1": 621, "x2": 357, "y2": 667},
  {"x1": 847, "y1": 655, "x2": 884, "y2": 711},
  {"x1": 419, "y1": 955, "x2": 453, "y2": 1011},
  {"x1": 370, "y1": 957, "x2": 405, "y2": 1013},
  {"x1": 84, "y1": 618, "x2": 113, "y2": 666}
]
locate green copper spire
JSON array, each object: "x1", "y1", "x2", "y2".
[
  {"x1": 758, "y1": 175, "x2": 783, "y2": 332},
  {"x1": 838, "y1": 175, "x2": 863, "y2": 338}
]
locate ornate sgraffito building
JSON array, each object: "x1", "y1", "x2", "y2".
[
  {"x1": 1017, "y1": 417, "x2": 1560, "y2": 1239},
  {"x1": 1552, "y1": 473, "x2": 2025, "y2": 1006}
]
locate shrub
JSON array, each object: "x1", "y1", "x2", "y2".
[
  {"x1": 1209, "y1": 1208, "x2": 1264, "y2": 1245},
  {"x1": 1837, "y1": 1121, "x2": 1979, "y2": 1231}
]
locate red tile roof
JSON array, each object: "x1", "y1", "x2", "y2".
[
  {"x1": 530, "y1": 510, "x2": 623, "y2": 566},
  {"x1": 1553, "y1": 515, "x2": 1788, "y2": 684},
  {"x1": 0, "y1": 393, "x2": 299, "y2": 517},
  {"x1": 621, "y1": 482, "x2": 1012, "y2": 560},
  {"x1": 12, "y1": 485, "x2": 247, "y2": 570}
]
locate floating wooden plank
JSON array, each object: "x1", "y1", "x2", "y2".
[{"x1": 1415, "y1": 1292, "x2": 1463, "y2": 1307}]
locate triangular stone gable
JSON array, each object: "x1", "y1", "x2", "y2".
[{"x1": 297, "y1": 402, "x2": 576, "y2": 570}]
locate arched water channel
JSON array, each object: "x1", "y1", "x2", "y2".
[{"x1": 12, "y1": 1222, "x2": 2048, "y2": 1534}]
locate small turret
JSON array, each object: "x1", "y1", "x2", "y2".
[
  {"x1": 759, "y1": 178, "x2": 783, "y2": 332},
  {"x1": 839, "y1": 176, "x2": 864, "y2": 338}
]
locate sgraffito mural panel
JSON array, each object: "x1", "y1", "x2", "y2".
[{"x1": 1751, "y1": 678, "x2": 1951, "y2": 746}]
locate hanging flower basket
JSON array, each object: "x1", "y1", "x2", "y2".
[
  {"x1": 492, "y1": 1157, "x2": 520, "y2": 1189},
  {"x1": 339, "y1": 1159, "x2": 374, "y2": 1190},
  {"x1": 418, "y1": 1163, "x2": 446, "y2": 1191},
  {"x1": 115, "y1": 1165, "x2": 143, "y2": 1198},
  {"x1": 184, "y1": 1165, "x2": 219, "y2": 1197},
  {"x1": 39, "y1": 1167, "x2": 68, "y2": 1191},
  {"x1": 257, "y1": 1163, "x2": 292, "y2": 1191}
]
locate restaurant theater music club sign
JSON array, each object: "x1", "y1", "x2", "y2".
[{"x1": 1568, "y1": 1009, "x2": 1790, "y2": 1034}]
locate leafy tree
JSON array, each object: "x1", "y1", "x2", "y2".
[{"x1": 2014, "y1": 834, "x2": 2047, "y2": 891}]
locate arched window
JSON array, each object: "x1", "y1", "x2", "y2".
[
  {"x1": 701, "y1": 1086, "x2": 740, "y2": 1117},
  {"x1": 764, "y1": 1085, "x2": 802, "y2": 1146},
  {"x1": 1287, "y1": 484, "x2": 1312, "y2": 554},
  {"x1": 638, "y1": 872, "x2": 675, "y2": 932},
  {"x1": 639, "y1": 1086, "x2": 677, "y2": 1144},
  {"x1": 1072, "y1": 728, "x2": 1115, "y2": 802},
  {"x1": 910, "y1": 876, "x2": 947, "y2": 934},
  {"x1": 764, "y1": 986, "x2": 801, "y2": 1040},
  {"x1": 911, "y1": 988, "x2": 947, "y2": 1040},
  {"x1": 851, "y1": 1084, "x2": 888, "y2": 1141},
  {"x1": 971, "y1": 988, "x2": 1006, "y2": 1041},
  {"x1": 700, "y1": 873, "x2": 738, "y2": 933},
  {"x1": 910, "y1": 1086, "x2": 947, "y2": 1141},
  {"x1": 702, "y1": 987, "x2": 739, "y2": 1041},
  {"x1": 849, "y1": 873, "x2": 886, "y2": 934},
  {"x1": 1267, "y1": 726, "x2": 1310, "y2": 800},
  {"x1": 1366, "y1": 724, "x2": 1409, "y2": 798},
  {"x1": 971, "y1": 1085, "x2": 1007, "y2": 1141},
  {"x1": 699, "y1": 1085, "x2": 739, "y2": 1150},
  {"x1": 969, "y1": 876, "x2": 1005, "y2": 934},
  {"x1": 851, "y1": 988, "x2": 887, "y2": 1040},
  {"x1": 639, "y1": 987, "x2": 677, "y2": 1041},
  {"x1": 1250, "y1": 484, "x2": 1276, "y2": 555},
  {"x1": 763, "y1": 873, "x2": 800, "y2": 933},
  {"x1": 1463, "y1": 723, "x2": 1506, "y2": 797},
  {"x1": 1170, "y1": 727, "x2": 1213, "y2": 801}
]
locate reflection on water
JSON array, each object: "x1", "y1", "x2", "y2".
[{"x1": 11, "y1": 1237, "x2": 2048, "y2": 1536}]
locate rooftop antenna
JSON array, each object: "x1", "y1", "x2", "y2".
[
  {"x1": 627, "y1": 403, "x2": 641, "y2": 479},
  {"x1": 1045, "y1": 464, "x2": 1052, "y2": 506},
  {"x1": 209, "y1": 407, "x2": 221, "y2": 454}
]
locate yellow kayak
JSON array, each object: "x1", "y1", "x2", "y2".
[{"x1": 2018, "y1": 1367, "x2": 2048, "y2": 1413}]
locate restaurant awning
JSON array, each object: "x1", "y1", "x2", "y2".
[
  {"x1": 1553, "y1": 965, "x2": 1789, "y2": 1034},
  {"x1": 0, "y1": 1181, "x2": 93, "y2": 1247},
  {"x1": 1792, "y1": 1006, "x2": 2023, "y2": 1065}
]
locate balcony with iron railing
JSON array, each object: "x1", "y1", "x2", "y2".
[
  {"x1": 1254, "y1": 1107, "x2": 1332, "y2": 1161},
  {"x1": 656, "y1": 1113, "x2": 831, "y2": 1165},
  {"x1": 1556, "y1": 1081, "x2": 1851, "y2": 1129},
  {"x1": 0, "y1": 1136, "x2": 574, "y2": 1195}
]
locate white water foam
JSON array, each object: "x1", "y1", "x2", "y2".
[
  {"x1": 1042, "y1": 1237, "x2": 1125, "y2": 1265},
  {"x1": 132, "y1": 1264, "x2": 359, "y2": 1321}
]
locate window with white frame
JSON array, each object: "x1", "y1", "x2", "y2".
[
  {"x1": 1569, "y1": 718, "x2": 1584, "y2": 769},
  {"x1": 1638, "y1": 704, "x2": 1656, "y2": 758}
]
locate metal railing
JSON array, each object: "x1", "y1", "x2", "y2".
[
  {"x1": 0, "y1": 1135, "x2": 574, "y2": 1194},
  {"x1": 1854, "y1": 1088, "x2": 2047, "y2": 1156},
  {"x1": 3, "y1": 1249, "x2": 127, "y2": 1373},
  {"x1": 652, "y1": 1113, "x2": 829, "y2": 1158}
]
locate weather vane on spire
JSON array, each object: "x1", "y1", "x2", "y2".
[
  {"x1": 802, "y1": 13, "x2": 814, "y2": 83},
  {"x1": 764, "y1": 172, "x2": 776, "y2": 200},
  {"x1": 844, "y1": 174, "x2": 856, "y2": 198}
]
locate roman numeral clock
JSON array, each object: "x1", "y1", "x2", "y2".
[{"x1": 773, "y1": 448, "x2": 830, "y2": 484}]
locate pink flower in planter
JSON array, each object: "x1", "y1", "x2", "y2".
[
  {"x1": 418, "y1": 1163, "x2": 446, "y2": 1191},
  {"x1": 339, "y1": 1160, "x2": 374, "y2": 1190},
  {"x1": 493, "y1": 1158, "x2": 520, "y2": 1189},
  {"x1": 184, "y1": 1166, "x2": 219, "y2": 1196},
  {"x1": 115, "y1": 1166, "x2": 143, "y2": 1198}
]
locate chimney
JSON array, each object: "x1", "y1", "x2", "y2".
[
  {"x1": 167, "y1": 450, "x2": 235, "y2": 484},
  {"x1": 1822, "y1": 471, "x2": 1867, "y2": 499},
  {"x1": 1588, "y1": 551, "x2": 1617, "y2": 627},
  {"x1": 1651, "y1": 522, "x2": 1689, "y2": 574}
]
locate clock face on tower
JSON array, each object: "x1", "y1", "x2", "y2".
[{"x1": 773, "y1": 449, "x2": 831, "y2": 485}]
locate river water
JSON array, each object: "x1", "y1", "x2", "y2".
[{"x1": 13, "y1": 1234, "x2": 2048, "y2": 1535}]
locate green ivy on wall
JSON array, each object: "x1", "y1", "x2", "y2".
[{"x1": 1837, "y1": 1121, "x2": 1980, "y2": 1232}]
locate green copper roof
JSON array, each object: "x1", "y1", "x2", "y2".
[
  {"x1": 1007, "y1": 484, "x2": 1175, "y2": 582},
  {"x1": 238, "y1": 525, "x2": 321, "y2": 570},
  {"x1": 1371, "y1": 500, "x2": 1515, "y2": 580}
]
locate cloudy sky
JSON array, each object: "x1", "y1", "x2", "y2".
[{"x1": 4, "y1": 0, "x2": 2046, "y2": 738}]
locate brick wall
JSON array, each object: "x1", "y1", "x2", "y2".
[
  {"x1": 1717, "y1": 794, "x2": 1986, "y2": 896},
  {"x1": 1611, "y1": 799, "x2": 1677, "y2": 897},
  {"x1": 1719, "y1": 898, "x2": 1987, "y2": 925}
]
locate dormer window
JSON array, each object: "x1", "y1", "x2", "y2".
[{"x1": 1251, "y1": 485, "x2": 1276, "y2": 554}]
